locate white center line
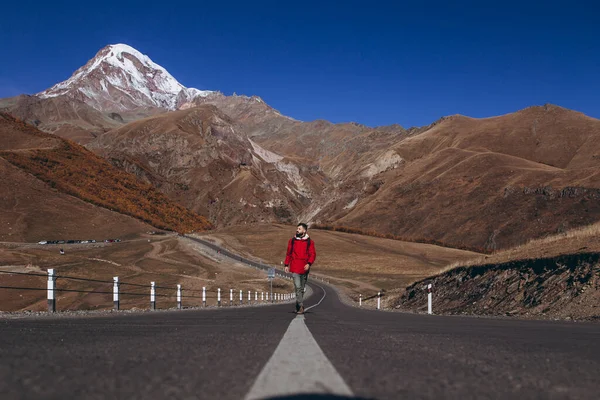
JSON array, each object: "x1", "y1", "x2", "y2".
[{"x1": 245, "y1": 286, "x2": 352, "y2": 399}]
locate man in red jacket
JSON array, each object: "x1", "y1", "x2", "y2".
[{"x1": 284, "y1": 223, "x2": 316, "y2": 314}]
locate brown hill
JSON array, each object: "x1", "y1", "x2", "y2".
[
  {"x1": 0, "y1": 94, "x2": 127, "y2": 144},
  {"x1": 234, "y1": 103, "x2": 600, "y2": 251},
  {"x1": 0, "y1": 113, "x2": 212, "y2": 237},
  {"x1": 327, "y1": 105, "x2": 600, "y2": 251},
  {"x1": 87, "y1": 99, "x2": 600, "y2": 252},
  {"x1": 0, "y1": 157, "x2": 151, "y2": 242}
]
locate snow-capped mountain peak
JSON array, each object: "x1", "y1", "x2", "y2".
[{"x1": 39, "y1": 43, "x2": 214, "y2": 111}]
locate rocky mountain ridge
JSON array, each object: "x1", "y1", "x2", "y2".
[{"x1": 3, "y1": 44, "x2": 600, "y2": 251}]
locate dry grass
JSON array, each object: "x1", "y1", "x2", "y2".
[
  {"x1": 195, "y1": 223, "x2": 480, "y2": 299},
  {"x1": 440, "y1": 221, "x2": 600, "y2": 274},
  {"x1": 0, "y1": 234, "x2": 292, "y2": 312}
]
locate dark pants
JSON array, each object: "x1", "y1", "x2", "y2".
[{"x1": 292, "y1": 272, "x2": 309, "y2": 311}]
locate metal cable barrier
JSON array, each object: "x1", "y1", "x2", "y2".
[{"x1": 0, "y1": 264, "x2": 295, "y2": 313}]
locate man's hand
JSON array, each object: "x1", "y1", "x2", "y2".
[
  {"x1": 284, "y1": 266, "x2": 289, "y2": 273},
  {"x1": 304, "y1": 264, "x2": 310, "y2": 272}
]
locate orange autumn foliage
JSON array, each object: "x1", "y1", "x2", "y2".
[{"x1": 0, "y1": 113, "x2": 212, "y2": 233}]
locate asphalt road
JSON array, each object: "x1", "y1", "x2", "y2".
[{"x1": 2, "y1": 281, "x2": 600, "y2": 399}]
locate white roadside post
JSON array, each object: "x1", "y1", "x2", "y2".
[
  {"x1": 427, "y1": 283, "x2": 433, "y2": 315},
  {"x1": 177, "y1": 284, "x2": 182, "y2": 309},
  {"x1": 255, "y1": 291, "x2": 258, "y2": 303},
  {"x1": 248, "y1": 290, "x2": 251, "y2": 303},
  {"x1": 359, "y1": 294, "x2": 362, "y2": 307},
  {"x1": 377, "y1": 292, "x2": 381, "y2": 310},
  {"x1": 230, "y1": 289, "x2": 233, "y2": 306},
  {"x1": 268, "y1": 267, "x2": 275, "y2": 302},
  {"x1": 47, "y1": 269, "x2": 56, "y2": 313},
  {"x1": 240, "y1": 289, "x2": 243, "y2": 305},
  {"x1": 218, "y1": 288, "x2": 221, "y2": 307},
  {"x1": 266, "y1": 292, "x2": 269, "y2": 302},
  {"x1": 150, "y1": 282, "x2": 156, "y2": 310},
  {"x1": 113, "y1": 277, "x2": 120, "y2": 311},
  {"x1": 202, "y1": 287, "x2": 206, "y2": 307},
  {"x1": 261, "y1": 292, "x2": 264, "y2": 302}
]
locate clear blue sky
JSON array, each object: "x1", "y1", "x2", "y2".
[{"x1": 1, "y1": 0, "x2": 598, "y2": 127}]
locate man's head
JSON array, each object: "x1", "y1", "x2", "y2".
[{"x1": 295, "y1": 223, "x2": 308, "y2": 238}]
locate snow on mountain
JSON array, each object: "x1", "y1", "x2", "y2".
[{"x1": 39, "y1": 44, "x2": 215, "y2": 112}]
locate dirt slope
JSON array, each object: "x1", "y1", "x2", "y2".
[
  {"x1": 396, "y1": 252, "x2": 600, "y2": 321},
  {"x1": 0, "y1": 157, "x2": 150, "y2": 242}
]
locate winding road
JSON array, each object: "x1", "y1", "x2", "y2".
[{"x1": 2, "y1": 244, "x2": 600, "y2": 399}]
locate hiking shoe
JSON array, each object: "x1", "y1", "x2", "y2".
[{"x1": 297, "y1": 306, "x2": 305, "y2": 315}]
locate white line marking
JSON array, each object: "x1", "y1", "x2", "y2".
[
  {"x1": 244, "y1": 314, "x2": 353, "y2": 399},
  {"x1": 304, "y1": 283, "x2": 326, "y2": 312}
]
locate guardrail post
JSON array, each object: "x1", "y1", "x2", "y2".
[
  {"x1": 47, "y1": 269, "x2": 56, "y2": 313},
  {"x1": 218, "y1": 288, "x2": 221, "y2": 307},
  {"x1": 177, "y1": 284, "x2": 182, "y2": 309},
  {"x1": 359, "y1": 294, "x2": 362, "y2": 307},
  {"x1": 239, "y1": 289, "x2": 243, "y2": 305},
  {"x1": 113, "y1": 277, "x2": 119, "y2": 310},
  {"x1": 151, "y1": 282, "x2": 156, "y2": 310},
  {"x1": 230, "y1": 289, "x2": 233, "y2": 306},
  {"x1": 203, "y1": 287, "x2": 206, "y2": 307},
  {"x1": 427, "y1": 284, "x2": 433, "y2": 315},
  {"x1": 377, "y1": 292, "x2": 381, "y2": 310}
]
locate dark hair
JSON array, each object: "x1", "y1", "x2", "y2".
[{"x1": 297, "y1": 223, "x2": 308, "y2": 230}]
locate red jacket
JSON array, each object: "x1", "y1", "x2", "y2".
[{"x1": 284, "y1": 236, "x2": 316, "y2": 274}]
